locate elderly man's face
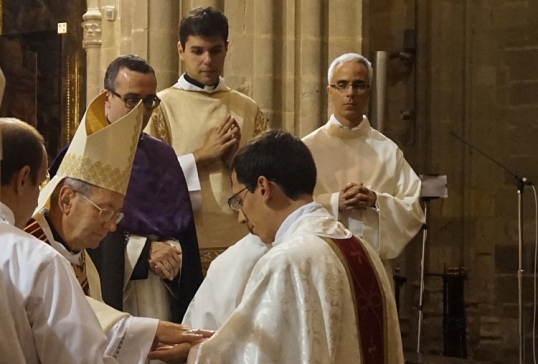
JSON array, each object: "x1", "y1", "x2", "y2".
[
  {"x1": 327, "y1": 61, "x2": 371, "y2": 127},
  {"x1": 104, "y1": 68, "x2": 158, "y2": 129},
  {"x1": 61, "y1": 185, "x2": 124, "y2": 251}
]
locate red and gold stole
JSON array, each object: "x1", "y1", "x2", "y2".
[
  {"x1": 25, "y1": 218, "x2": 91, "y2": 296},
  {"x1": 324, "y1": 235, "x2": 387, "y2": 364}
]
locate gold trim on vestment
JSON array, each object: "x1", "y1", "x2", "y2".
[{"x1": 149, "y1": 106, "x2": 172, "y2": 145}]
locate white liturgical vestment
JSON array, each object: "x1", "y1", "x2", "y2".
[
  {"x1": 302, "y1": 115, "x2": 424, "y2": 260},
  {"x1": 0, "y1": 203, "x2": 118, "y2": 364},
  {"x1": 29, "y1": 209, "x2": 158, "y2": 364},
  {"x1": 183, "y1": 233, "x2": 270, "y2": 330},
  {"x1": 187, "y1": 203, "x2": 404, "y2": 364}
]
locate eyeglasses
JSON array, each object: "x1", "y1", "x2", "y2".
[
  {"x1": 75, "y1": 191, "x2": 124, "y2": 224},
  {"x1": 107, "y1": 89, "x2": 161, "y2": 110},
  {"x1": 329, "y1": 81, "x2": 370, "y2": 94},
  {"x1": 227, "y1": 186, "x2": 249, "y2": 212}
]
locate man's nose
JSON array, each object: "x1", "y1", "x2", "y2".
[
  {"x1": 202, "y1": 51, "x2": 212, "y2": 64},
  {"x1": 344, "y1": 84, "x2": 355, "y2": 97}
]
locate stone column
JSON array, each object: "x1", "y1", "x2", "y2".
[
  {"x1": 252, "y1": 1, "x2": 275, "y2": 125},
  {"x1": 328, "y1": 0, "x2": 364, "y2": 60},
  {"x1": 327, "y1": 0, "x2": 364, "y2": 124},
  {"x1": 82, "y1": 5, "x2": 102, "y2": 105},
  {"x1": 297, "y1": 0, "x2": 323, "y2": 137},
  {"x1": 148, "y1": 0, "x2": 179, "y2": 90},
  {"x1": 128, "y1": 0, "x2": 149, "y2": 58},
  {"x1": 190, "y1": 0, "x2": 222, "y2": 10}
]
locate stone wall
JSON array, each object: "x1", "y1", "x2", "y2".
[{"x1": 369, "y1": 0, "x2": 538, "y2": 362}]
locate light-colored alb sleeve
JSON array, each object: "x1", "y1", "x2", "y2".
[
  {"x1": 106, "y1": 316, "x2": 158, "y2": 364},
  {"x1": 361, "y1": 153, "x2": 424, "y2": 259},
  {"x1": 178, "y1": 154, "x2": 202, "y2": 211},
  {"x1": 87, "y1": 296, "x2": 158, "y2": 364},
  {"x1": 28, "y1": 255, "x2": 118, "y2": 364},
  {"x1": 183, "y1": 234, "x2": 269, "y2": 331}
]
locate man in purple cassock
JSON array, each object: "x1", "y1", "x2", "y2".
[{"x1": 49, "y1": 55, "x2": 203, "y2": 322}]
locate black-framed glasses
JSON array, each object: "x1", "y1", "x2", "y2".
[
  {"x1": 329, "y1": 81, "x2": 370, "y2": 94},
  {"x1": 227, "y1": 186, "x2": 249, "y2": 212},
  {"x1": 75, "y1": 191, "x2": 124, "y2": 224},
  {"x1": 107, "y1": 89, "x2": 161, "y2": 110}
]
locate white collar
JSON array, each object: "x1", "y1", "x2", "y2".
[
  {"x1": 172, "y1": 74, "x2": 229, "y2": 94},
  {"x1": 329, "y1": 114, "x2": 368, "y2": 130},
  {"x1": 0, "y1": 202, "x2": 16, "y2": 225},
  {"x1": 274, "y1": 202, "x2": 328, "y2": 244},
  {"x1": 273, "y1": 202, "x2": 352, "y2": 246},
  {"x1": 34, "y1": 210, "x2": 83, "y2": 265}
]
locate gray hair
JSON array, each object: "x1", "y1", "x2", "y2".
[
  {"x1": 51, "y1": 177, "x2": 97, "y2": 204},
  {"x1": 327, "y1": 53, "x2": 374, "y2": 85},
  {"x1": 63, "y1": 178, "x2": 96, "y2": 196}
]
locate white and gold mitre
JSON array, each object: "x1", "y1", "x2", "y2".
[{"x1": 36, "y1": 92, "x2": 144, "y2": 212}]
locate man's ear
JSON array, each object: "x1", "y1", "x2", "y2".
[
  {"x1": 225, "y1": 40, "x2": 229, "y2": 52},
  {"x1": 178, "y1": 42, "x2": 185, "y2": 60},
  {"x1": 103, "y1": 89, "x2": 113, "y2": 113},
  {"x1": 14, "y1": 166, "x2": 31, "y2": 196},
  {"x1": 58, "y1": 186, "x2": 76, "y2": 213},
  {"x1": 257, "y1": 176, "x2": 273, "y2": 202}
]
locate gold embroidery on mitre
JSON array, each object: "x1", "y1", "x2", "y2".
[
  {"x1": 127, "y1": 123, "x2": 139, "y2": 166},
  {"x1": 58, "y1": 154, "x2": 132, "y2": 195}
]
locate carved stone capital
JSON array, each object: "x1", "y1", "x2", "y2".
[{"x1": 82, "y1": 8, "x2": 102, "y2": 49}]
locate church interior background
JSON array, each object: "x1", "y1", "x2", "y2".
[{"x1": 1, "y1": 0, "x2": 537, "y2": 362}]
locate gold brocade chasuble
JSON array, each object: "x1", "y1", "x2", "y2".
[{"x1": 147, "y1": 88, "x2": 268, "y2": 250}]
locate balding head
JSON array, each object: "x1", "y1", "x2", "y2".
[{"x1": 0, "y1": 118, "x2": 47, "y2": 228}]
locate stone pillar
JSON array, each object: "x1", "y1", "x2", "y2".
[
  {"x1": 127, "y1": 0, "x2": 149, "y2": 58},
  {"x1": 190, "y1": 0, "x2": 222, "y2": 10},
  {"x1": 82, "y1": 5, "x2": 102, "y2": 105},
  {"x1": 252, "y1": 1, "x2": 275, "y2": 126},
  {"x1": 328, "y1": 0, "x2": 364, "y2": 60},
  {"x1": 297, "y1": 0, "x2": 323, "y2": 137},
  {"x1": 100, "y1": 0, "x2": 120, "y2": 85},
  {"x1": 148, "y1": 0, "x2": 179, "y2": 90},
  {"x1": 327, "y1": 0, "x2": 365, "y2": 123}
]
